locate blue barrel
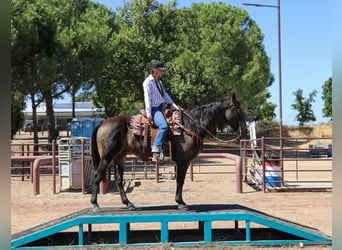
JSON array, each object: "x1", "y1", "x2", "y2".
[{"x1": 265, "y1": 162, "x2": 282, "y2": 187}]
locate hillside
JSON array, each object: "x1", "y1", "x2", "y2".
[
  {"x1": 254, "y1": 122, "x2": 332, "y2": 149},
  {"x1": 286, "y1": 123, "x2": 332, "y2": 138},
  {"x1": 204, "y1": 122, "x2": 332, "y2": 149},
  {"x1": 255, "y1": 122, "x2": 331, "y2": 138}
]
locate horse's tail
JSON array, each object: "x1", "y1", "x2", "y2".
[{"x1": 91, "y1": 122, "x2": 102, "y2": 170}]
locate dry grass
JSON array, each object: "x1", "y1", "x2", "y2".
[
  {"x1": 286, "y1": 123, "x2": 332, "y2": 138},
  {"x1": 255, "y1": 122, "x2": 332, "y2": 138},
  {"x1": 254, "y1": 122, "x2": 332, "y2": 148}
]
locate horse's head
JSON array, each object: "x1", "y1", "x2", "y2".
[{"x1": 222, "y1": 93, "x2": 247, "y2": 139}]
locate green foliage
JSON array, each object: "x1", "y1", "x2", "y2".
[
  {"x1": 12, "y1": 0, "x2": 276, "y2": 126},
  {"x1": 11, "y1": 0, "x2": 116, "y2": 140},
  {"x1": 58, "y1": 1, "x2": 116, "y2": 95},
  {"x1": 91, "y1": 1, "x2": 275, "y2": 120},
  {"x1": 168, "y1": 3, "x2": 274, "y2": 120},
  {"x1": 91, "y1": 0, "x2": 179, "y2": 116},
  {"x1": 321, "y1": 77, "x2": 332, "y2": 119},
  {"x1": 249, "y1": 100, "x2": 277, "y2": 124},
  {"x1": 75, "y1": 90, "x2": 93, "y2": 102},
  {"x1": 291, "y1": 88, "x2": 317, "y2": 125}
]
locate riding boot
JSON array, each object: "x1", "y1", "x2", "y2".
[
  {"x1": 152, "y1": 145, "x2": 164, "y2": 161},
  {"x1": 157, "y1": 145, "x2": 165, "y2": 161},
  {"x1": 158, "y1": 149, "x2": 165, "y2": 160}
]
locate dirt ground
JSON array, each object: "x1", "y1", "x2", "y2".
[
  {"x1": 11, "y1": 130, "x2": 332, "y2": 249},
  {"x1": 11, "y1": 164, "x2": 332, "y2": 249}
]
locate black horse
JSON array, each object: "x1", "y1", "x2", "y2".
[{"x1": 90, "y1": 94, "x2": 247, "y2": 212}]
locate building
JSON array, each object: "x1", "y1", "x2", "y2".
[{"x1": 23, "y1": 102, "x2": 105, "y2": 130}]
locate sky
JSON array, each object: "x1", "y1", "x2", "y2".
[{"x1": 91, "y1": 0, "x2": 332, "y2": 125}]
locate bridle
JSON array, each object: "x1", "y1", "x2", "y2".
[{"x1": 181, "y1": 104, "x2": 245, "y2": 144}]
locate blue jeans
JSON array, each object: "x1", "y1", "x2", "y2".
[{"x1": 151, "y1": 104, "x2": 168, "y2": 146}]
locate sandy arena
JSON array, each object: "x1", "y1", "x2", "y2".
[
  {"x1": 11, "y1": 130, "x2": 332, "y2": 249},
  {"x1": 11, "y1": 161, "x2": 331, "y2": 250}
]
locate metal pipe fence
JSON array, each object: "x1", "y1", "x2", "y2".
[
  {"x1": 11, "y1": 140, "x2": 243, "y2": 195},
  {"x1": 240, "y1": 137, "x2": 332, "y2": 192},
  {"x1": 11, "y1": 141, "x2": 58, "y2": 194}
]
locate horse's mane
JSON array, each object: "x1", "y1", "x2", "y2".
[{"x1": 183, "y1": 100, "x2": 225, "y2": 135}]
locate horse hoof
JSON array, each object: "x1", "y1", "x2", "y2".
[
  {"x1": 92, "y1": 205, "x2": 101, "y2": 213},
  {"x1": 127, "y1": 204, "x2": 136, "y2": 211},
  {"x1": 178, "y1": 204, "x2": 189, "y2": 211}
]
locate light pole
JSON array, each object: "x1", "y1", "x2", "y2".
[
  {"x1": 242, "y1": 0, "x2": 283, "y2": 140},
  {"x1": 243, "y1": 0, "x2": 284, "y2": 185}
]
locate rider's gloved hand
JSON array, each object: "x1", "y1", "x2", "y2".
[{"x1": 147, "y1": 116, "x2": 153, "y2": 125}]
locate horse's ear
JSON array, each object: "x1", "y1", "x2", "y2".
[{"x1": 223, "y1": 93, "x2": 237, "y2": 107}]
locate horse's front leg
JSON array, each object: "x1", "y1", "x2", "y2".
[
  {"x1": 90, "y1": 159, "x2": 109, "y2": 212},
  {"x1": 115, "y1": 161, "x2": 136, "y2": 210},
  {"x1": 175, "y1": 161, "x2": 190, "y2": 211}
]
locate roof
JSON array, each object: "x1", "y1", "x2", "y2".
[{"x1": 24, "y1": 102, "x2": 104, "y2": 114}]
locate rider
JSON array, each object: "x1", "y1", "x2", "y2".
[{"x1": 143, "y1": 60, "x2": 180, "y2": 161}]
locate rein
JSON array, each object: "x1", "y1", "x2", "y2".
[
  {"x1": 173, "y1": 118, "x2": 204, "y2": 149},
  {"x1": 182, "y1": 110, "x2": 241, "y2": 144}
]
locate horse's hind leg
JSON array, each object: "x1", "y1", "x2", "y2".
[
  {"x1": 91, "y1": 157, "x2": 110, "y2": 212},
  {"x1": 115, "y1": 159, "x2": 136, "y2": 210}
]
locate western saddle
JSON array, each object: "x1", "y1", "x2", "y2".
[{"x1": 127, "y1": 109, "x2": 182, "y2": 162}]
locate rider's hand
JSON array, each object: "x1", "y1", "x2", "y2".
[
  {"x1": 177, "y1": 105, "x2": 184, "y2": 111},
  {"x1": 147, "y1": 116, "x2": 153, "y2": 124}
]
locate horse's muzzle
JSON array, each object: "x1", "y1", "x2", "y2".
[{"x1": 238, "y1": 121, "x2": 248, "y2": 139}]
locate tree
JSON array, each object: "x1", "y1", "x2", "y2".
[
  {"x1": 11, "y1": 91, "x2": 25, "y2": 138},
  {"x1": 250, "y1": 100, "x2": 277, "y2": 124},
  {"x1": 167, "y1": 3, "x2": 275, "y2": 122},
  {"x1": 322, "y1": 77, "x2": 332, "y2": 119},
  {"x1": 59, "y1": 1, "x2": 117, "y2": 117},
  {"x1": 291, "y1": 88, "x2": 317, "y2": 125},
  {"x1": 92, "y1": 0, "x2": 179, "y2": 117},
  {"x1": 11, "y1": 0, "x2": 115, "y2": 142},
  {"x1": 12, "y1": 0, "x2": 277, "y2": 131},
  {"x1": 95, "y1": 1, "x2": 275, "y2": 122},
  {"x1": 11, "y1": 0, "x2": 47, "y2": 145}
]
